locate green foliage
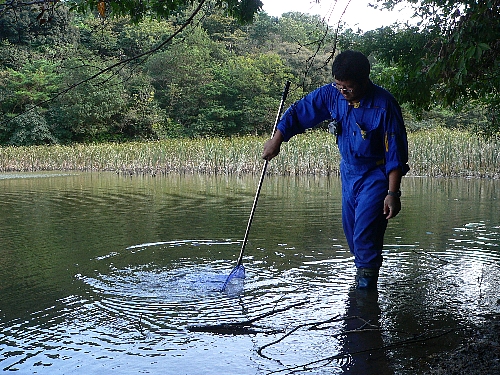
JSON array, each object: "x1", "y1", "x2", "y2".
[
  {"x1": 360, "y1": 0, "x2": 500, "y2": 129},
  {"x1": 118, "y1": 19, "x2": 175, "y2": 57},
  {"x1": 45, "y1": 55, "x2": 166, "y2": 143},
  {"x1": 0, "y1": 59, "x2": 60, "y2": 113},
  {"x1": 192, "y1": 53, "x2": 292, "y2": 136},
  {"x1": 243, "y1": 12, "x2": 335, "y2": 94},
  {"x1": 119, "y1": 74, "x2": 168, "y2": 139},
  {"x1": 146, "y1": 23, "x2": 293, "y2": 137},
  {"x1": 6, "y1": 107, "x2": 57, "y2": 146},
  {"x1": 77, "y1": 15, "x2": 175, "y2": 58},
  {"x1": 0, "y1": 41, "x2": 32, "y2": 70},
  {"x1": 146, "y1": 26, "x2": 221, "y2": 136},
  {"x1": 359, "y1": 26, "x2": 435, "y2": 110},
  {"x1": 66, "y1": 0, "x2": 263, "y2": 24},
  {"x1": 0, "y1": 5, "x2": 79, "y2": 46}
]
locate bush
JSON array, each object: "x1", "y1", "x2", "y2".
[{"x1": 7, "y1": 107, "x2": 57, "y2": 146}]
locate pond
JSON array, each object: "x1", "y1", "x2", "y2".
[{"x1": 0, "y1": 171, "x2": 499, "y2": 374}]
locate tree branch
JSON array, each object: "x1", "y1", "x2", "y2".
[{"x1": 186, "y1": 300, "x2": 308, "y2": 335}]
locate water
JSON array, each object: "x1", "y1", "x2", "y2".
[{"x1": 0, "y1": 172, "x2": 499, "y2": 374}]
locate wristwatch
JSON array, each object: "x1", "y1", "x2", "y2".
[{"x1": 387, "y1": 190, "x2": 401, "y2": 198}]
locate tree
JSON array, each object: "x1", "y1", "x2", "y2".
[
  {"x1": 0, "y1": 59, "x2": 60, "y2": 114},
  {"x1": 193, "y1": 53, "x2": 292, "y2": 136},
  {"x1": 6, "y1": 106, "x2": 57, "y2": 145},
  {"x1": 0, "y1": 4, "x2": 78, "y2": 46},
  {"x1": 356, "y1": 26, "x2": 435, "y2": 110},
  {"x1": 44, "y1": 53, "x2": 167, "y2": 143},
  {"x1": 0, "y1": 1, "x2": 264, "y2": 138},
  {"x1": 243, "y1": 12, "x2": 338, "y2": 94},
  {"x1": 46, "y1": 58, "x2": 127, "y2": 142},
  {"x1": 365, "y1": 0, "x2": 500, "y2": 130},
  {"x1": 146, "y1": 26, "x2": 222, "y2": 136}
]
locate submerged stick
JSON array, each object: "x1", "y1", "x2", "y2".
[{"x1": 187, "y1": 300, "x2": 307, "y2": 335}]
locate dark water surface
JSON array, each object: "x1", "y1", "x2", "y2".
[{"x1": 0, "y1": 172, "x2": 499, "y2": 374}]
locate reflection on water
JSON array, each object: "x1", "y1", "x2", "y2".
[
  {"x1": 0, "y1": 172, "x2": 499, "y2": 374},
  {"x1": 342, "y1": 288, "x2": 391, "y2": 375}
]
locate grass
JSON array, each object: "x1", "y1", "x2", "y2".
[
  {"x1": 408, "y1": 127, "x2": 500, "y2": 178},
  {"x1": 0, "y1": 127, "x2": 499, "y2": 178}
]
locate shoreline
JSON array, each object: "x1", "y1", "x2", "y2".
[{"x1": 424, "y1": 313, "x2": 500, "y2": 374}]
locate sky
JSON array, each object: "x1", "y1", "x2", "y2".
[{"x1": 261, "y1": 0, "x2": 415, "y2": 31}]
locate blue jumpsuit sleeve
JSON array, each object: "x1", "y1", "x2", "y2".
[
  {"x1": 383, "y1": 101, "x2": 410, "y2": 175},
  {"x1": 276, "y1": 85, "x2": 334, "y2": 142}
]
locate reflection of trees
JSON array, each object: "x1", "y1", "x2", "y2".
[{"x1": 397, "y1": 177, "x2": 500, "y2": 251}]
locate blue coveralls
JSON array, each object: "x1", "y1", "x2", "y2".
[{"x1": 276, "y1": 82, "x2": 409, "y2": 269}]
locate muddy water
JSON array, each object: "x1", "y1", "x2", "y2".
[{"x1": 0, "y1": 172, "x2": 499, "y2": 374}]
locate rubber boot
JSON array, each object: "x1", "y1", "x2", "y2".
[{"x1": 355, "y1": 268, "x2": 379, "y2": 289}]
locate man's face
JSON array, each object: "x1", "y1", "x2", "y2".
[{"x1": 334, "y1": 79, "x2": 367, "y2": 103}]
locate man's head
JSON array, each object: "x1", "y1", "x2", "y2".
[
  {"x1": 332, "y1": 50, "x2": 371, "y2": 103},
  {"x1": 332, "y1": 50, "x2": 370, "y2": 83}
]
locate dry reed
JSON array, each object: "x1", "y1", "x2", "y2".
[{"x1": 0, "y1": 128, "x2": 498, "y2": 178}]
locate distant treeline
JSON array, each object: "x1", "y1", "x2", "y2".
[{"x1": 0, "y1": 5, "x2": 495, "y2": 146}]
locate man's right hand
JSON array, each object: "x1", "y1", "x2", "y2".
[{"x1": 262, "y1": 129, "x2": 284, "y2": 161}]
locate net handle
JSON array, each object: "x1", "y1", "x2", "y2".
[{"x1": 235, "y1": 80, "x2": 291, "y2": 267}]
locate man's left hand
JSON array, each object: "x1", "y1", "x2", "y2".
[{"x1": 384, "y1": 195, "x2": 401, "y2": 219}]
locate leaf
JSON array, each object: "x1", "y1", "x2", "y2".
[
  {"x1": 478, "y1": 42, "x2": 491, "y2": 51},
  {"x1": 97, "y1": 1, "x2": 106, "y2": 18}
]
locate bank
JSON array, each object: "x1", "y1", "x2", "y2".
[{"x1": 425, "y1": 313, "x2": 500, "y2": 374}]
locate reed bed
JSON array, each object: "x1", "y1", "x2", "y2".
[
  {"x1": 408, "y1": 127, "x2": 500, "y2": 178},
  {"x1": 0, "y1": 128, "x2": 499, "y2": 178}
]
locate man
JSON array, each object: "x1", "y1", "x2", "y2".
[{"x1": 262, "y1": 50, "x2": 409, "y2": 289}]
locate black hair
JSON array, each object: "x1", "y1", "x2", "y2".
[{"x1": 331, "y1": 50, "x2": 370, "y2": 84}]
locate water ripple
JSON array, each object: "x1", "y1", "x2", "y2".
[{"x1": 3, "y1": 174, "x2": 500, "y2": 375}]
